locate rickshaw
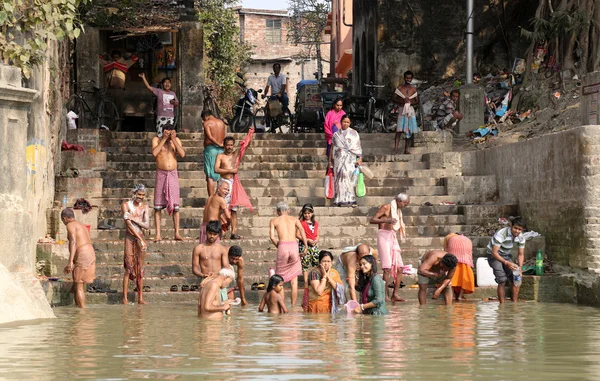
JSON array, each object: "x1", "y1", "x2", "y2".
[{"x1": 293, "y1": 80, "x2": 323, "y2": 133}]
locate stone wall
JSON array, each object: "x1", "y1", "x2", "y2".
[
  {"x1": 461, "y1": 127, "x2": 596, "y2": 271},
  {"x1": 0, "y1": 64, "x2": 55, "y2": 324}
]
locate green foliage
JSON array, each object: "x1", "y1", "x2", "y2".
[
  {"x1": 199, "y1": 0, "x2": 252, "y2": 114},
  {"x1": 77, "y1": 0, "x2": 145, "y2": 28},
  {"x1": 520, "y1": 10, "x2": 589, "y2": 42},
  {"x1": 288, "y1": 0, "x2": 329, "y2": 78},
  {"x1": 0, "y1": 0, "x2": 86, "y2": 77}
]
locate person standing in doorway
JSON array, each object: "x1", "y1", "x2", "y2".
[
  {"x1": 139, "y1": 73, "x2": 179, "y2": 137},
  {"x1": 202, "y1": 110, "x2": 226, "y2": 196},
  {"x1": 61, "y1": 208, "x2": 96, "y2": 309},
  {"x1": 151, "y1": 125, "x2": 185, "y2": 241},
  {"x1": 121, "y1": 184, "x2": 150, "y2": 305},
  {"x1": 269, "y1": 202, "x2": 308, "y2": 307}
]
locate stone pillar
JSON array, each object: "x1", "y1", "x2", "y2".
[
  {"x1": 458, "y1": 84, "x2": 484, "y2": 134},
  {"x1": 179, "y1": 22, "x2": 204, "y2": 132},
  {"x1": 0, "y1": 64, "x2": 54, "y2": 324},
  {"x1": 76, "y1": 27, "x2": 101, "y2": 87},
  {"x1": 581, "y1": 71, "x2": 600, "y2": 126}
]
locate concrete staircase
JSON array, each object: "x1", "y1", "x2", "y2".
[{"x1": 38, "y1": 130, "x2": 544, "y2": 304}]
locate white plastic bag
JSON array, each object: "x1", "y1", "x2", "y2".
[{"x1": 67, "y1": 111, "x2": 78, "y2": 129}]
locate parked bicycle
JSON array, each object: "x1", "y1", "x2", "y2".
[
  {"x1": 344, "y1": 83, "x2": 391, "y2": 133},
  {"x1": 202, "y1": 84, "x2": 222, "y2": 120},
  {"x1": 67, "y1": 80, "x2": 120, "y2": 131}
]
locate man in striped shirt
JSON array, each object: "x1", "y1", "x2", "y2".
[{"x1": 487, "y1": 217, "x2": 526, "y2": 303}]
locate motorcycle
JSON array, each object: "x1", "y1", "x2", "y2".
[{"x1": 231, "y1": 85, "x2": 261, "y2": 133}]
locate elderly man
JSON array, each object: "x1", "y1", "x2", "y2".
[
  {"x1": 417, "y1": 250, "x2": 458, "y2": 305},
  {"x1": 269, "y1": 202, "x2": 308, "y2": 306},
  {"x1": 370, "y1": 193, "x2": 410, "y2": 302},
  {"x1": 436, "y1": 90, "x2": 464, "y2": 130},
  {"x1": 335, "y1": 243, "x2": 377, "y2": 301}
]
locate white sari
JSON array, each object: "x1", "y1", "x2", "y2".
[{"x1": 332, "y1": 128, "x2": 363, "y2": 205}]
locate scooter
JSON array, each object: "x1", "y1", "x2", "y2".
[{"x1": 231, "y1": 85, "x2": 261, "y2": 133}]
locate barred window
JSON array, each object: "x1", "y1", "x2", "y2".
[{"x1": 266, "y1": 19, "x2": 282, "y2": 43}]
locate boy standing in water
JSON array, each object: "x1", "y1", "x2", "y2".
[
  {"x1": 487, "y1": 217, "x2": 526, "y2": 303},
  {"x1": 259, "y1": 275, "x2": 288, "y2": 314},
  {"x1": 62, "y1": 208, "x2": 96, "y2": 308}
]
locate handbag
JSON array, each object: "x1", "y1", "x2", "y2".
[
  {"x1": 359, "y1": 165, "x2": 374, "y2": 180},
  {"x1": 325, "y1": 168, "x2": 334, "y2": 199},
  {"x1": 356, "y1": 172, "x2": 366, "y2": 197}
]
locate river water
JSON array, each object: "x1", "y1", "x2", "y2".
[{"x1": 1, "y1": 302, "x2": 599, "y2": 380}]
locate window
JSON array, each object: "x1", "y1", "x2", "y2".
[{"x1": 266, "y1": 19, "x2": 282, "y2": 43}]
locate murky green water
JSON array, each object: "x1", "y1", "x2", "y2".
[{"x1": 1, "y1": 302, "x2": 599, "y2": 380}]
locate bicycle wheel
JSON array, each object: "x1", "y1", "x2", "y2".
[
  {"x1": 346, "y1": 102, "x2": 367, "y2": 132},
  {"x1": 277, "y1": 109, "x2": 293, "y2": 133},
  {"x1": 98, "y1": 100, "x2": 120, "y2": 131},
  {"x1": 231, "y1": 111, "x2": 253, "y2": 133},
  {"x1": 382, "y1": 102, "x2": 398, "y2": 133},
  {"x1": 366, "y1": 102, "x2": 374, "y2": 133},
  {"x1": 254, "y1": 107, "x2": 267, "y2": 130},
  {"x1": 67, "y1": 95, "x2": 86, "y2": 129}
]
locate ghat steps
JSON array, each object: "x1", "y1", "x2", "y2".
[{"x1": 39, "y1": 130, "x2": 544, "y2": 304}]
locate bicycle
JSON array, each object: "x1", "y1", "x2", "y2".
[
  {"x1": 67, "y1": 80, "x2": 120, "y2": 131},
  {"x1": 344, "y1": 83, "x2": 387, "y2": 133},
  {"x1": 254, "y1": 95, "x2": 292, "y2": 133},
  {"x1": 202, "y1": 84, "x2": 222, "y2": 120}
]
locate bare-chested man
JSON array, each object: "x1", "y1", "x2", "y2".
[
  {"x1": 121, "y1": 184, "x2": 150, "y2": 305},
  {"x1": 202, "y1": 110, "x2": 226, "y2": 197},
  {"x1": 417, "y1": 250, "x2": 458, "y2": 305},
  {"x1": 370, "y1": 193, "x2": 410, "y2": 302},
  {"x1": 198, "y1": 268, "x2": 235, "y2": 319},
  {"x1": 227, "y1": 245, "x2": 247, "y2": 305},
  {"x1": 61, "y1": 208, "x2": 96, "y2": 308},
  {"x1": 200, "y1": 180, "x2": 231, "y2": 243},
  {"x1": 192, "y1": 220, "x2": 230, "y2": 280},
  {"x1": 151, "y1": 124, "x2": 185, "y2": 241},
  {"x1": 335, "y1": 243, "x2": 378, "y2": 301},
  {"x1": 214, "y1": 129, "x2": 255, "y2": 239},
  {"x1": 269, "y1": 202, "x2": 307, "y2": 306},
  {"x1": 393, "y1": 70, "x2": 419, "y2": 154}
]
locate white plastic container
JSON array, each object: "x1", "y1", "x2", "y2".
[{"x1": 476, "y1": 257, "x2": 496, "y2": 287}]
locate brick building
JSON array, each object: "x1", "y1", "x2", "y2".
[{"x1": 235, "y1": 8, "x2": 329, "y2": 112}]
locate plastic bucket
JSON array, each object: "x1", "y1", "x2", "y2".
[{"x1": 345, "y1": 300, "x2": 359, "y2": 314}]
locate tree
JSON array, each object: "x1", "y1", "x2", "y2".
[
  {"x1": 288, "y1": 0, "x2": 329, "y2": 80},
  {"x1": 199, "y1": 0, "x2": 252, "y2": 116}
]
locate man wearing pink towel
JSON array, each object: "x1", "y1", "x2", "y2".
[
  {"x1": 370, "y1": 193, "x2": 410, "y2": 302},
  {"x1": 269, "y1": 202, "x2": 308, "y2": 307}
]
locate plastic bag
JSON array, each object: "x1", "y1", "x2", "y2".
[
  {"x1": 325, "y1": 168, "x2": 334, "y2": 199},
  {"x1": 356, "y1": 172, "x2": 366, "y2": 197},
  {"x1": 359, "y1": 165, "x2": 374, "y2": 180}
]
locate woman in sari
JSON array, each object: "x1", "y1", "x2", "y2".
[
  {"x1": 328, "y1": 115, "x2": 363, "y2": 207},
  {"x1": 353, "y1": 254, "x2": 388, "y2": 315},
  {"x1": 306, "y1": 251, "x2": 345, "y2": 313},
  {"x1": 323, "y1": 98, "x2": 345, "y2": 158}
]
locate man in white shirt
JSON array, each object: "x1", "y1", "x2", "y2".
[{"x1": 264, "y1": 63, "x2": 289, "y2": 110}]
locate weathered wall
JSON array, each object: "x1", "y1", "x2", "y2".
[
  {"x1": 180, "y1": 22, "x2": 204, "y2": 131},
  {"x1": 0, "y1": 64, "x2": 55, "y2": 324},
  {"x1": 461, "y1": 127, "x2": 598, "y2": 271}
]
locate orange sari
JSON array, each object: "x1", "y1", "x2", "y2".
[{"x1": 306, "y1": 268, "x2": 343, "y2": 313}]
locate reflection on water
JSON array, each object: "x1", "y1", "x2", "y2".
[{"x1": 1, "y1": 302, "x2": 600, "y2": 380}]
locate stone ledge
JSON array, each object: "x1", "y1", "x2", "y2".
[{"x1": 0, "y1": 84, "x2": 38, "y2": 104}]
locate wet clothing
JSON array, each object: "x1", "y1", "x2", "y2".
[
  {"x1": 230, "y1": 129, "x2": 255, "y2": 211},
  {"x1": 306, "y1": 268, "x2": 345, "y2": 313},
  {"x1": 72, "y1": 244, "x2": 96, "y2": 284},
  {"x1": 360, "y1": 274, "x2": 388, "y2": 315},
  {"x1": 204, "y1": 144, "x2": 224, "y2": 182},
  {"x1": 417, "y1": 256, "x2": 451, "y2": 288},
  {"x1": 451, "y1": 263, "x2": 475, "y2": 294},
  {"x1": 275, "y1": 241, "x2": 302, "y2": 282},
  {"x1": 331, "y1": 128, "x2": 362, "y2": 205},
  {"x1": 123, "y1": 200, "x2": 148, "y2": 284},
  {"x1": 377, "y1": 229, "x2": 404, "y2": 278},
  {"x1": 154, "y1": 169, "x2": 180, "y2": 215}
]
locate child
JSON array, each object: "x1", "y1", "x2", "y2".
[
  {"x1": 298, "y1": 204, "x2": 320, "y2": 287},
  {"x1": 139, "y1": 73, "x2": 179, "y2": 137},
  {"x1": 487, "y1": 217, "x2": 526, "y2": 303},
  {"x1": 259, "y1": 275, "x2": 288, "y2": 314}
]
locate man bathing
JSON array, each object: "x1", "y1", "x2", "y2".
[
  {"x1": 202, "y1": 110, "x2": 226, "y2": 196},
  {"x1": 198, "y1": 268, "x2": 235, "y2": 319},
  {"x1": 200, "y1": 180, "x2": 231, "y2": 243},
  {"x1": 227, "y1": 245, "x2": 248, "y2": 306},
  {"x1": 370, "y1": 193, "x2": 410, "y2": 302},
  {"x1": 335, "y1": 243, "x2": 376, "y2": 301},
  {"x1": 215, "y1": 130, "x2": 255, "y2": 239},
  {"x1": 269, "y1": 202, "x2": 308, "y2": 306},
  {"x1": 61, "y1": 208, "x2": 96, "y2": 309},
  {"x1": 417, "y1": 250, "x2": 458, "y2": 305},
  {"x1": 121, "y1": 184, "x2": 150, "y2": 304},
  {"x1": 151, "y1": 124, "x2": 185, "y2": 241},
  {"x1": 192, "y1": 221, "x2": 230, "y2": 280}
]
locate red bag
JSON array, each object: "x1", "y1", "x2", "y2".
[{"x1": 325, "y1": 168, "x2": 334, "y2": 199}]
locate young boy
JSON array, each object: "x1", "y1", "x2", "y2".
[
  {"x1": 259, "y1": 275, "x2": 288, "y2": 314},
  {"x1": 487, "y1": 217, "x2": 526, "y2": 303}
]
